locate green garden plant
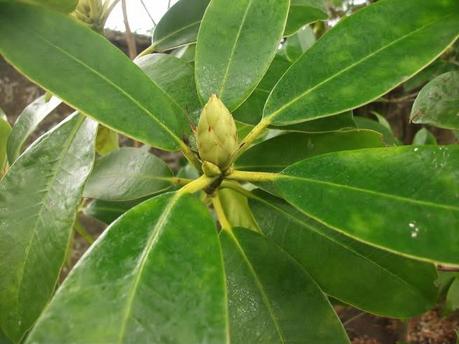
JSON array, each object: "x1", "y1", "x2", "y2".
[{"x1": 0, "y1": 0, "x2": 458, "y2": 342}]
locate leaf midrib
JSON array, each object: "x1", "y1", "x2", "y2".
[
  {"x1": 266, "y1": 13, "x2": 453, "y2": 120},
  {"x1": 28, "y1": 29, "x2": 183, "y2": 148},
  {"x1": 217, "y1": 0, "x2": 253, "y2": 97},
  {"x1": 227, "y1": 230, "x2": 286, "y2": 344},
  {"x1": 281, "y1": 174, "x2": 459, "y2": 211},
  {"x1": 16, "y1": 116, "x2": 85, "y2": 320},
  {"x1": 116, "y1": 194, "x2": 180, "y2": 343}
]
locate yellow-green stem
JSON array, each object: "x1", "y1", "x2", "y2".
[
  {"x1": 74, "y1": 220, "x2": 95, "y2": 245},
  {"x1": 226, "y1": 170, "x2": 278, "y2": 183},
  {"x1": 137, "y1": 44, "x2": 156, "y2": 59},
  {"x1": 180, "y1": 142, "x2": 202, "y2": 172},
  {"x1": 212, "y1": 194, "x2": 231, "y2": 231},
  {"x1": 234, "y1": 117, "x2": 271, "y2": 159},
  {"x1": 176, "y1": 175, "x2": 215, "y2": 196}
]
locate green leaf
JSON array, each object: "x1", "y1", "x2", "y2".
[
  {"x1": 234, "y1": 55, "x2": 291, "y2": 125},
  {"x1": 249, "y1": 190, "x2": 437, "y2": 317},
  {"x1": 0, "y1": 114, "x2": 97, "y2": 342},
  {"x1": 446, "y1": 276, "x2": 459, "y2": 312},
  {"x1": 151, "y1": 0, "x2": 210, "y2": 52},
  {"x1": 21, "y1": 0, "x2": 77, "y2": 12},
  {"x1": 279, "y1": 26, "x2": 316, "y2": 63},
  {"x1": 404, "y1": 59, "x2": 458, "y2": 92},
  {"x1": 83, "y1": 147, "x2": 173, "y2": 201},
  {"x1": 171, "y1": 44, "x2": 196, "y2": 63},
  {"x1": 0, "y1": 109, "x2": 11, "y2": 175},
  {"x1": 264, "y1": 0, "x2": 459, "y2": 125},
  {"x1": 95, "y1": 125, "x2": 119, "y2": 156},
  {"x1": 285, "y1": 0, "x2": 327, "y2": 36},
  {"x1": 272, "y1": 111, "x2": 356, "y2": 133},
  {"x1": 220, "y1": 227, "x2": 349, "y2": 344},
  {"x1": 275, "y1": 146, "x2": 459, "y2": 265},
  {"x1": 195, "y1": 0, "x2": 290, "y2": 110},
  {"x1": 83, "y1": 197, "x2": 149, "y2": 224},
  {"x1": 7, "y1": 95, "x2": 61, "y2": 164},
  {"x1": 236, "y1": 129, "x2": 384, "y2": 172},
  {"x1": 218, "y1": 188, "x2": 259, "y2": 232},
  {"x1": 26, "y1": 193, "x2": 228, "y2": 344},
  {"x1": 410, "y1": 71, "x2": 459, "y2": 130},
  {"x1": 136, "y1": 53, "x2": 201, "y2": 124},
  {"x1": 412, "y1": 128, "x2": 437, "y2": 145},
  {"x1": 0, "y1": 3, "x2": 189, "y2": 151},
  {"x1": 354, "y1": 115, "x2": 398, "y2": 145}
]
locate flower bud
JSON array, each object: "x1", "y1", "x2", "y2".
[{"x1": 197, "y1": 95, "x2": 238, "y2": 171}]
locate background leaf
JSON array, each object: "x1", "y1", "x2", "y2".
[
  {"x1": 264, "y1": 0, "x2": 459, "y2": 125},
  {"x1": 83, "y1": 147, "x2": 173, "y2": 201},
  {"x1": 249, "y1": 190, "x2": 437, "y2": 317},
  {"x1": 276, "y1": 146, "x2": 459, "y2": 265},
  {"x1": 83, "y1": 197, "x2": 150, "y2": 224},
  {"x1": 7, "y1": 95, "x2": 62, "y2": 164},
  {"x1": 95, "y1": 125, "x2": 119, "y2": 156},
  {"x1": 410, "y1": 71, "x2": 459, "y2": 130},
  {"x1": 412, "y1": 128, "x2": 437, "y2": 145},
  {"x1": 195, "y1": 0, "x2": 290, "y2": 110},
  {"x1": 151, "y1": 0, "x2": 210, "y2": 52},
  {"x1": 284, "y1": 0, "x2": 328, "y2": 36},
  {"x1": 0, "y1": 109, "x2": 11, "y2": 175},
  {"x1": 0, "y1": 114, "x2": 97, "y2": 342},
  {"x1": 0, "y1": 3, "x2": 189, "y2": 151},
  {"x1": 220, "y1": 227, "x2": 349, "y2": 344},
  {"x1": 26, "y1": 193, "x2": 228, "y2": 344},
  {"x1": 236, "y1": 129, "x2": 384, "y2": 172}
]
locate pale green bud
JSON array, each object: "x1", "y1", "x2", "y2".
[
  {"x1": 202, "y1": 161, "x2": 221, "y2": 177},
  {"x1": 197, "y1": 95, "x2": 238, "y2": 171}
]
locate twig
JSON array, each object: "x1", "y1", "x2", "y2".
[
  {"x1": 167, "y1": 0, "x2": 172, "y2": 9},
  {"x1": 437, "y1": 264, "x2": 459, "y2": 272},
  {"x1": 140, "y1": 0, "x2": 156, "y2": 26},
  {"x1": 376, "y1": 93, "x2": 418, "y2": 104},
  {"x1": 343, "y1": 311, "x2": 366, "y2": 326},
  {"x1": 121, "y1": 0, "x2": 137, "y2": 59}
]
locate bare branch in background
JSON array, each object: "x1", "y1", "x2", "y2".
[
  {"x1": 168, "y1": 0, "x2": 172, "y2": 9},
  {"x1": 121, "y1": 0, "x2": 137, "y2": 59},
  {"x1": 140, "y1": 0, "x2": 156, "y2": 26}
]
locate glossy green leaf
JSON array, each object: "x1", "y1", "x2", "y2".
[
  {"x1": 171, "y1": 44, "x2": 196, "y2": 63},
  {"x1": 220, "y1": 227, "x2": 349, "y2": 344},
  {"x1": 446, "y1": 276, "x2": 459, "y2": 312},
  {"x1": 354, "y1": 115, "x2": 398, "y2": 145},
  {"x1": 84, "y1": 147, "x2": 173, "y2": 201},
  {"x1": 0, "y1": 3, "x2": 189, "y2": 151},
  {"x1": 236, "y1": 129, "x2": 384, "y2": 172},
  {"x1": 136, "y1": 53, "x2": 201, "y2": 124},
  {"x1": 26, "y1": 193, "x2": 228, "y2": 344},
  {"x1": 0, "y1": 110, "x2": 11, "y2": 174},
  {"x1": 410, "y1": 71, "x2": 459, "y2": 130},
  {"x1": 0, "y1": 114, "x2": 97, "y2": 342},
  {"x1": 413, "y1": 128, "x2": 437, "y2": 145},
  {"x1": 195, "y1": 0, "x2": 290, "y2": 110},
  {"x1": 83, "y1": 197, "x2": 149, "y2": 224},
  {"x1": 276, "y1": 146, "x2": 459, "y2": 265},
  {"x1": 151, "y1": 0, "x2": 210, "y2": 52},
  {"x1": 7, "y1": 95, "x2": 61, "y2": 164},
  {"x1": 218, "y1": 188, "x2": 259, "y2": 232},
  {"x1": 234, "y1": 55, "x2": 291, "y2": 125},
  {"x1": 285, "y1": 0, "x2": 327, "y2": 36},
  {"x1": 95, "y1": 125, "x2": 119, "y2": 156},
  {"x1": 264, "y1": 0, "x2": 459, "y2": 125},
  {"x1": 249, "y1": 190, "x2": 437, "y2": 317},
  {"x1": 272, "y1": 111, "x2": 356, "y2": 133},
  {"x1": 280, "y1": 26, "x2": 316, "y2": 62},
  {"x1": 21, "y1": 0, "x2": 77, "y2": 12},
  {"x1": 404, "y1": 59, "x2": 458, "y2": 92}
]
